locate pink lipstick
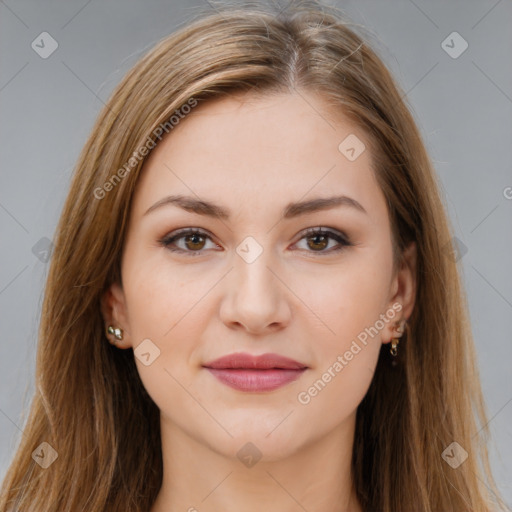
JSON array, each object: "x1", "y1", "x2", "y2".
[{"x1": 202, "y1": 352, "x2": 308, "y2": 392}]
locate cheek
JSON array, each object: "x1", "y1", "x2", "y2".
[
  {"x1": 302, "y1": 255, "x2": 392, "y2": 351},
  {"x1": 121, "y1": 257, "x2": 210, "y2": 394},
  {"x1": 123, "y1": 266, "x2": 200, "y2": 418},
  {"x1": 294, "y1": 254, "x2": 390, "y2": 413},
  {"x1": 123, "y1": 255, "x2": 194, "y2": 337},
  {"x1": 296, "y1": 345, "x2": 378, "y2": 438}
]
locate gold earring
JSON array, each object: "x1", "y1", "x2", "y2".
[
  {"x1": 390, "y1": 320, "x2": 406, "y2": 356},
  {"x1": 107, "y1": 325, "x2": 123, "y2": 342}
]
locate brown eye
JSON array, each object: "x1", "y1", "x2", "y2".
[
  {"x1": 159, "y1": 227, "x2": 351, "y2": 257},
  {"x1": 183, "y1": 233, "x2": 206, "y2": 251},
  {"x1": 159, "y1": 228, "x2": 217, "y2": 255},
  {"x1": 306, "y1": 233, "x2": 329, "y2": 251},
  {"x1": 295, "y1": 227, "x2": 352, "y2": 254}
]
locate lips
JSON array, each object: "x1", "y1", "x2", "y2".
[{"x1": 202, "y1": 352, "x2": 308, "y2": 392}]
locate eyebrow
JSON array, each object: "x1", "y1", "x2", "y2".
[{"x1": 143, "y1": 194, "x2": 367, "y2": 219}]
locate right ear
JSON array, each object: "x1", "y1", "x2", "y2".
[{"x1": 100, "y1": 282, "x2": 132, "y2": 349}]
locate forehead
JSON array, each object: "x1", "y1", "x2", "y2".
[{"x1": 131, "y1": 90, "x2": 386, "y2": 223}]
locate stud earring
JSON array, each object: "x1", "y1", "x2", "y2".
[{"x1": 107, "y1": 325, "x2": 123, "y2": 343}]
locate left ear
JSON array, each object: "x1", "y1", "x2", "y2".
[
  {"x1": 100, "y1": 281, "x2": 133, "y2": 349},
  {"x1": 383, "y1": 241, "x2": 417, "y2": 344}
]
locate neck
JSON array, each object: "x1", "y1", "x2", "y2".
[{"x1": 150, "y1": 412, "x2": 363, "y2": 512}]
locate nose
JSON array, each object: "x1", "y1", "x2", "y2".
[{"x1": 219, "y1": 248, "x2": 292, "y2": 335}]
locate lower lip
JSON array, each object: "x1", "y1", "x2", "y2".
[{"x1": 205, "y1": 368, "x2": 307, "y2": 392}]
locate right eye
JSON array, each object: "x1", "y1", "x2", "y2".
[{"x1": 159, "y1": 228, "x2": 219, "y2": 256}]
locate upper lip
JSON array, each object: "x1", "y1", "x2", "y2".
[{"x1": 202, "y1": 352, "x2": 308, "y2": 370}]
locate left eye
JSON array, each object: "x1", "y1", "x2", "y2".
[
  {"x1": 159, "y1": 227, "x2": 351, "y2": 256},
  {"x1": 294, "y1": 227, "x2": 351, "y2": 253}
]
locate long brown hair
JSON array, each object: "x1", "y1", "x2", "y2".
[{"x1": 1, "y1": 1, "x2": 508, "y2": 510}]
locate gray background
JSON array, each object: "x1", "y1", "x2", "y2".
[{"x1": 1, "y1": 0, "x2": 511, "y2": 506}]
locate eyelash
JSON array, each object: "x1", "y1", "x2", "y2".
[{"x1": 158, "y1": 227, "x2": 352, "y2": 257}]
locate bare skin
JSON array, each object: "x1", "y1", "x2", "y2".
[{"x1": 102, "y1": 90, "x2": 416, "y2": 512}]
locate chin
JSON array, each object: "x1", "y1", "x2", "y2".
[{"x1": 205, "y1": 423, "x2": 307, "y2": 463}]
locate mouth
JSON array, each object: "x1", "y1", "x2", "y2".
[{"x1": 202, "y1": 352, "x2": 308, "y2": 392}]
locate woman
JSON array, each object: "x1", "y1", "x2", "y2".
[{"x1": 0, "y1": 1, "x2": 508, "y2": 511}]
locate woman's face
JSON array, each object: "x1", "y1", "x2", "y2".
[{"x1": 103, "y1": 90, "x2": 416, "y2": 460}]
